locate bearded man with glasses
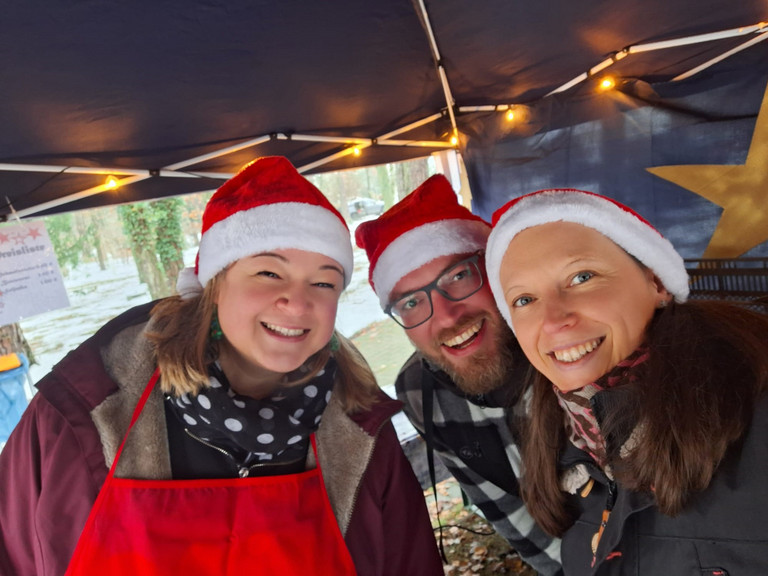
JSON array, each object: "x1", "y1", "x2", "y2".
[{"x1": 356, "y1": 175, "x2": 562, "y2": 576}]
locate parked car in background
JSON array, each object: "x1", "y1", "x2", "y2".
[{"x1": 348, "y1": 197, "x2": 385, "y2": 220}]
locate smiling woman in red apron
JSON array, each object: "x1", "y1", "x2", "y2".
[{"x1": 0, "y1": 157, "x2": 444, "y2": 576}]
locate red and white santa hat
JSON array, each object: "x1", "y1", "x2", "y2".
[
  {"x1": 355, "y1": 174, "x2": 490, "y2": 309},
  {"x1": 486, "y1": 188, "x2": 690, "y2": 327},
  {"x1": 176, "y1": 156, "x2": 354, "y2": 296}
]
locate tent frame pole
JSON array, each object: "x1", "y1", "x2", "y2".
[
  {"x1": 416, "y1": 0, "x2": 459, "y2": 137},
  {"x1": 673, "y1": 30, "x2": 768, "y2": 81},
  {"x1": 548, "y1": 21, "x2": 768, "y2": 96},
  {"x1": 8, "y1": 19, "x2": 767, "y2": 219}
]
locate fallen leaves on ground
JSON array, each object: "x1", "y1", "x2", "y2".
[{"x1": 426, "y1": 478, "x2": 537, "y2": 576}]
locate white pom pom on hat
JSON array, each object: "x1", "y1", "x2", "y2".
[
  {"x1": 355, "y1": 174, "x2": 490, "y2": 309},
  {"x1": 485, "y1": 188, "x2": 690, "y2": 328},
  {"x1": 176, "y1": 156, "x2": 354, "y2": 296}
]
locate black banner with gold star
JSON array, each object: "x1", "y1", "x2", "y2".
[{"x1": 465, "y1": 42, "x2": 768, "y2": 260}]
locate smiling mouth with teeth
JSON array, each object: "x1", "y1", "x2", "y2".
[
  {"x1": 442, "y1": 320, "x2": 483, "y2": 349},
  {"x1": 263, "y1": 322, "x2": 307, "y2": 338},
  {"x1": 551, "y1": 337, "x2": 604, "y2": 363}
]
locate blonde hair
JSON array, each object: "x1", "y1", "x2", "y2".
[{"x1": 146, "y1": 274, "x2": 380, "y2": 414}]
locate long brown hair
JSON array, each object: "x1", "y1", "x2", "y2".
[
  {"x1": 521, "y1": 300, "x2": 768, "y2": 537},
  {"x1": 146, "y1": 274, "x2": 380, "y2": 414}
]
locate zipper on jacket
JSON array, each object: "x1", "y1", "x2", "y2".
[
  {"x1": 590, "y1": 480, "x2": 617, "y2": 568},
  {"x1": 183, "y1": 428, "x2": 303, "y2": 478}
]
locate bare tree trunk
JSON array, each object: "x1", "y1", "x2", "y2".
[
  {"x1": 136, "y1": 246, "x2": 166, "y2": 299},
  {"x1": 90, "y1": 211, "x2": 108, "y2": 271},
  {"x1": 395, "y1": 162, "x2": 407, "y2": 201},
  {"x1": 404, "y1": 158, "x2": 430, "y2": 192},
  {"x1": 152, "y1": 198, "x2": 185, "y2": 295},
  {"x1": 0, "y1": 323, "x2": 35, "y2": 364},
  {"x1": 376, "y1": 165, "x2": 394, "y2": 208}
]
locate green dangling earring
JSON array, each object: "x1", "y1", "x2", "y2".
[
  {"x1": 210, "y1": 308, "x2": 223, "y2": 341},
  {"x1": 329, "y1": 332, "x2": 340, "y2": 352}
]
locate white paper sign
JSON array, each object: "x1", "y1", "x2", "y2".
[{"x1": 0, "y1": 221, "x2": 70, "y2": 326}]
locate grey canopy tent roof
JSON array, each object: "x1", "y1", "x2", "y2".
[{"x1": 1, "y1": 0, "x2": 767, "y2": 233}]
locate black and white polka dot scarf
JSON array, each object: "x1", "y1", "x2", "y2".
[{"x1": 166, "y1": 357, "x2": 337, "y2": 462}]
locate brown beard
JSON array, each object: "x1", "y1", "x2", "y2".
[{"x1": 423, "y1": 315, "x2": 519, "y2": 396}]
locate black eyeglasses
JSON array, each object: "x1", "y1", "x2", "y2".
[{"x1": 385, "y1": 251, "x2": 485, "y2": 329}]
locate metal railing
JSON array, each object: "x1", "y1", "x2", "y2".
[{"x1": 685, "y1": 257, "x2": 768, "y2": 312}]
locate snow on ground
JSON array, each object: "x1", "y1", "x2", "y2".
[
  {"x1": 13, "y1": 215, "x2": 416, "y2": 443},
  {"x1": 21, "y1": 241, "x2": 388, "y2": 386},
  {"x1": 19, "y1": 256, "x2": 154, "y2": 386}
]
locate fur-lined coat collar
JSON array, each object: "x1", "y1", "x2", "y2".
[{"x1": 39, "y1": 303, "x2": 400, "y2": 535}]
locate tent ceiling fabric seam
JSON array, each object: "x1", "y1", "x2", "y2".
[{"x1": 3, "y1": 11, "x2": 766, "y2": 218}]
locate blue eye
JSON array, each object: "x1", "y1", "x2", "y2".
[
  {"x1": 450, "y1": 269, "x2": 469, "y2": 282},
  {"x1": 512, "y1": 296, "x2": 533, "y2": 308},
  {"x1": 571, "y1": 271, "x2": 594, "y2": 285},
  {"x1": 257, "y1": 270, "x2": 280, "y2": 279},
  {"x1": 396, "y1": 293, "x2": 427, "y2": 314},
  {"x1": 401, "y1": 297, "x2": 421, "y2": 311},
  {"x1": 440, "y1": 263, "x2": 474, "y2": 288}
]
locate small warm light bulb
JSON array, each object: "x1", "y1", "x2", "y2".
[
  {"x1": 450, "y1": 135, "x2": 458, "y2": 146},
  {"x1": 505, "y1": 109, "x2": 515, "y2": 122},
  {"x1": 105, "y1": 175, "x2": 119, "y2": 189},
  {"x1": 599, "y1": 77, "x2": 616, "y2": 91},
  {"x1": 352, "y1": 146, "x2": 361, "y2": 156}
]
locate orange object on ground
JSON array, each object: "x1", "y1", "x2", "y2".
[{"x1": 0, "y1": 354, "x2": 22, "y2": 372}]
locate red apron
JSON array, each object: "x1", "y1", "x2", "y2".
[{"x1": 65, "y1": 369, "x2": 357, "y2": 576}]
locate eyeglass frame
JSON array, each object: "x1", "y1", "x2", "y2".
[{"x1": 384, "y1": 250, "x2": 485, "y2": 329}]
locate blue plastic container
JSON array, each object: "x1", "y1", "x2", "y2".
[{"x1": 0, "y1": 353, "x2": 31, "y2": 443}]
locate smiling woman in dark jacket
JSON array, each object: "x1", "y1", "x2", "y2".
[
  {"x1": 485, "y1": 188, "x2": 768, "y2": 575},
  {"x1": 0, "y1": 156, "x2": 443, "y2": 576}
]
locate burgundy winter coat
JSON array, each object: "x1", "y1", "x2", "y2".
[{"x1": 0, "y1": 302, "x2": 443, "y2": 576}]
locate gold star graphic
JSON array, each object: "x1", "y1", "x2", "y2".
[{"x1": 647, "y1": 83, "x2": 768, "y2": 258}]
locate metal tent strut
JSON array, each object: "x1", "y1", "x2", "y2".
[
  {"x1": 545, "y1": 21, "x2": 768, "y2": 97},
  {"x1": 5, "y1": 18, "x2": 767, "y2": 219},
  {"x1": 416, "y1": 0, "x2": 459, "y2": 140}
]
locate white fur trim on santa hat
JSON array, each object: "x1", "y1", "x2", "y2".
[
  {"x1": 196, "y1": 202, "x2": 353, "y2": 289},
  {"x1": 176, "y1": 266, "x2": 203, "y2": 298},
  {"x1": 486, "y1": 190, "x2": 690, "y2": 328},
  {"x1": 372, "y1": 218, "x2": 490, "y2": 309}
]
